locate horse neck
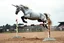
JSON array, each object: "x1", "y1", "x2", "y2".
[
  {"x1": 21, "y1": 7, "x2": 28, "y2": 15},
  {"x1": 21, "y1": 8, "x2": 25, "y2": 15}
]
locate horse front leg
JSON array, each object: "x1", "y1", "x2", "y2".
[{"x1": 21, "y1": 16, "x2": 27, "y2": 23}]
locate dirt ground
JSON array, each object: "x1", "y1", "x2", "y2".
[{"x1": 0, "y1": 31, "x2": 64, "y2": 43}]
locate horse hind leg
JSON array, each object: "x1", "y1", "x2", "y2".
[
  {"x1": 37, "y1": 19, "x2": 43, "y2": 22},
  {"x1": 44, "y1": 24, "x2": 48, "y2": 29},
  {"x1": 41, "y1": 21, "x2": 48, "y2": 29},
  {"x1": 21, "y1": 16, "x2": 27, "y2": 23}
]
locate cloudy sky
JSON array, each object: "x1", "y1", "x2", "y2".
[{"x1": 0, "y1": 0, "x2": 64, "y2": 26}]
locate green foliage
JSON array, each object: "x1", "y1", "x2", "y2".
[
  {"x1": 0, "y1": 23, "x2": 44, "y2": 33},
  {"x1": 5, "y1": 24, "x2": 10, "y2": 29}
]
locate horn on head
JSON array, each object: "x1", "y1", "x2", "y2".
[{"x1": 12, "y1": 4, "x2": 18, "y2": 8}]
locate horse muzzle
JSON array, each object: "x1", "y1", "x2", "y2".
[{"x1": 15, "y1": 10, "x2": 19, "y2": 15}]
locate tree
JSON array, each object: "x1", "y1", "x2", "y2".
[
  {"x1": 2, "y1": 25, "x2": 6, "y2": 32},
  {"x1": 5, "y1": 24, "x2": 11, "y2": 29},
  {"x1": 12, "y1": 24, "x2": 16, "y2": 29}
]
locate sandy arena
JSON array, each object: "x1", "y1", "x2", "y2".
[{"x1": 0, "y1": 31, "x2": 64, "y2": 43}]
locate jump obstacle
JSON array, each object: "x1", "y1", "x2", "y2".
[{"x1": 14, "y1": 15, "x2": 56, "y2": 41}]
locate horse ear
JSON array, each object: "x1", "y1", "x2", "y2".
[
  {"x1": 20, "y1": 4, "x2": 23, "y2": 6},
  {"x1": 20, "y1": 4, "x2": 29, "y2": 9}
]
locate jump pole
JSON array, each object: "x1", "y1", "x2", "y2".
[
  {"x1": 13, "y1": 15, "x2": 21, "y2": 38},
  {"x1": 15, "y1": 18, "x2": 19, "y2": 37}
]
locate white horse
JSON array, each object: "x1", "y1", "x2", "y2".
[{"x1": 12, "y1": 4, "x2": 49, "y2": 29}]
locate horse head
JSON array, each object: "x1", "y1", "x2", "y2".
[
  {"x1": 12, "y1": 4, "x2": 20, "y2": 15},
  {"x1": 12, "y1": 4, "x2": 24, "y2": 15},
  {"x1": 12, "y1": 4, "x2": 29, "y2": 15}
]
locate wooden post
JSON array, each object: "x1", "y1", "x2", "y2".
[
  {"x1": 47, "y1": 17, "x2": 51, "y2": 38},
  {"x1": 48, "y1": 24, "x2": 51, "y2": 38}
]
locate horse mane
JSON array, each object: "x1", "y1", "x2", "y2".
[{"x1": 20, "y1": 6, "x2": 28, "y2": 15}]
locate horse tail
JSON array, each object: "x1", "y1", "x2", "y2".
[
  {"x1": 44, "y1": 13, "x2": 52, "y2": 29},
  {"x1": 44, "y1": 13, "x2": 48, "y2": 19},
  {"x1": 47, "y1": 17, "x2": 52, "y2": 25},
  {"x1": 44, "y1": 13, "x2": 52, "y2": 25}
]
